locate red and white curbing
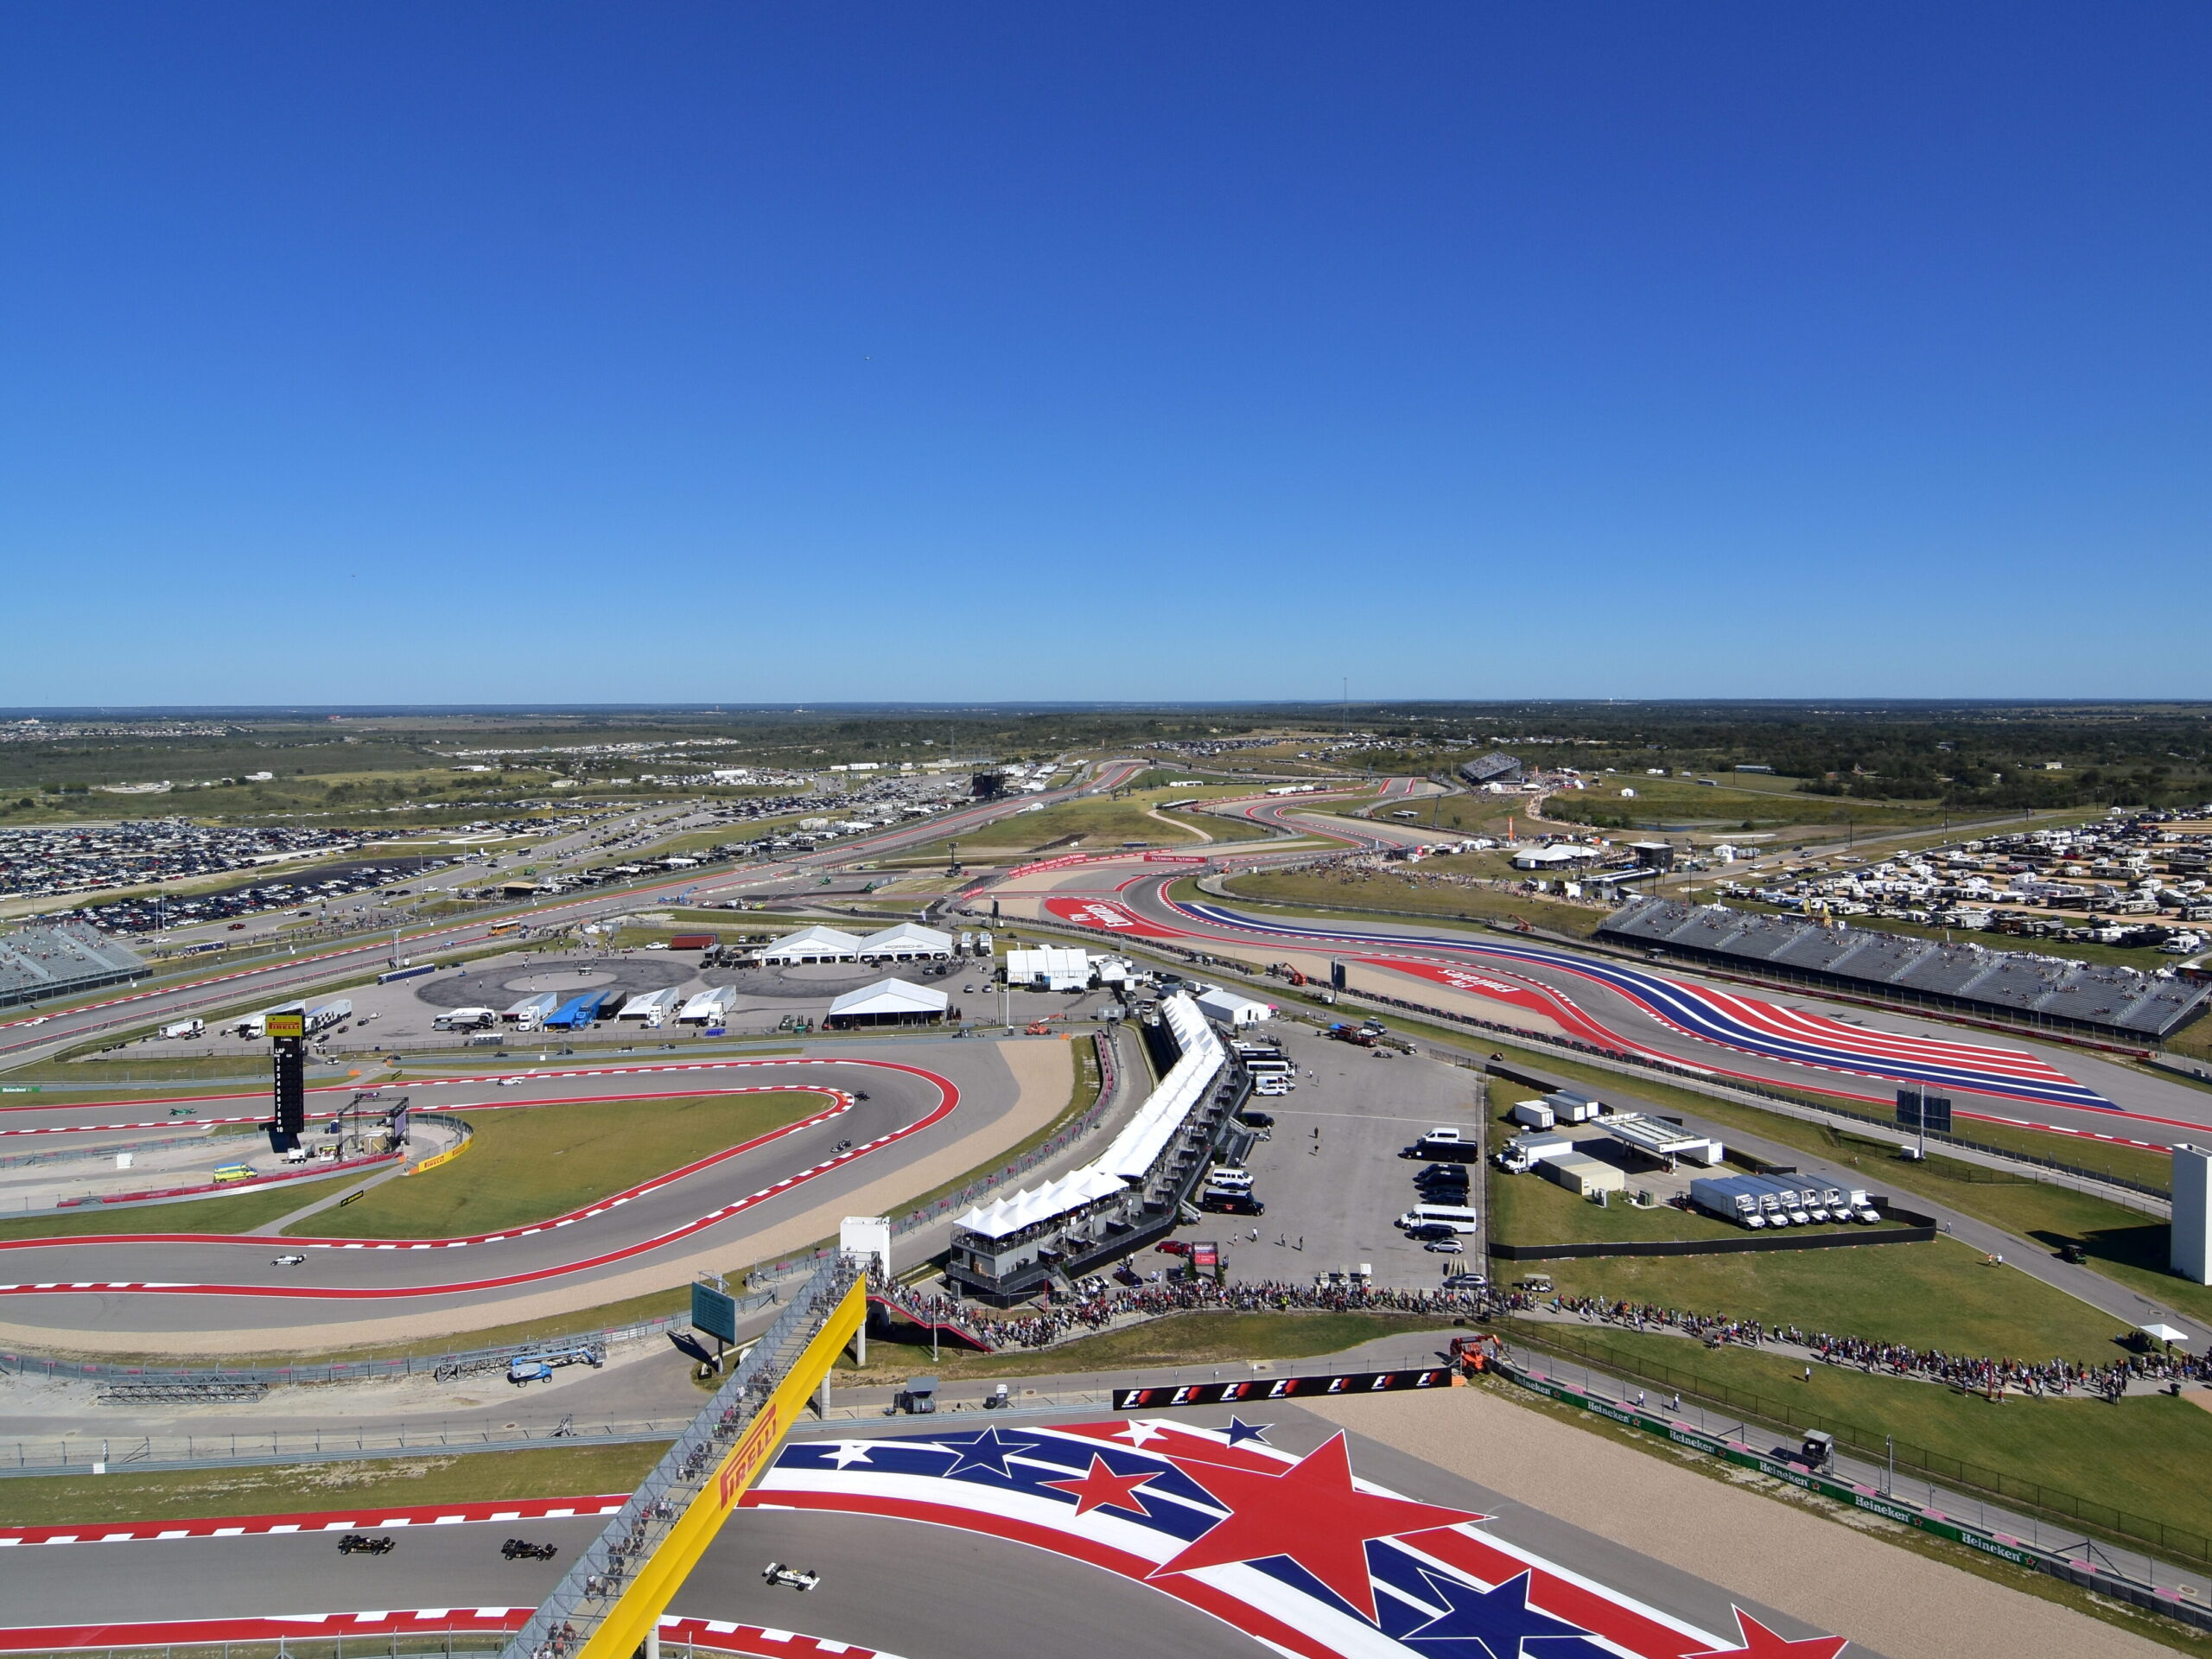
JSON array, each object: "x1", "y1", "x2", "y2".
[
  {"x1": 0, "y1": 1614, "x2": 898, "y2": 1659},
  {"x1": 0, "y1": 1494, "x2": 632, "y2": 1548},
  {"x1": 0, "y1": 1063, "x2": 960, "y2": 1300}
]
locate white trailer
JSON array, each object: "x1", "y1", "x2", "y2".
[
  {"x1": 620, "y1": 988, "x2": 684, "y2": 1027},
  {"x1": 502, "y1": 993, "x2": 561, "y2": 1030},
  {"x1": 1510, "y1": 1100, "x2": 1556, "y2": 1131},
  {"x1": 160, "y1": 1018, "x2": 205, "y2": 1040},
  {"x1": 677, "y1": 987, "x2": 736, "y2": 1026},
  {"x1": 433, "y1": 1007, "x2": 499, "y2": 1032}
]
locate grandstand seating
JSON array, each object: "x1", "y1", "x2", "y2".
[
  {"x1": 0, "y1": 921, "x2": 146, "y2": 1010},
  {"x1": 1599, "y1": 897, "x2": 2210, "y2": 1042}
]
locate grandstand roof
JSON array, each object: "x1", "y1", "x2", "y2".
[
  {"x1": 1598, "y1": 896, "x2": 2212, "y2": 1040},
  {"x1": 1459, "y1": 753, "x2": 1524, "y2": 785},
  {"x1": 0, "y1": 921, "x2": 144, "y2": 1007},
  {"x1": 952, "y1": 992, "x2": 1227, "y2": 1243}
]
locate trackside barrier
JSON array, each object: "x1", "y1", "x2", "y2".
[
  {"x1": 0, "y1": 1291, "x2": 771, "y2": 1392},
  {"x1": 406, "y1": 1110, "x2": 476, "y2": 1176},
  {"x1": 499, "y1": 1258, "x2": 867, "y2": 1659},
  {"x1": 745, "y1": 1034, "x2": 1127, "y2": 1287},
  {"x1": 1496, "y1": 1356, "x2": 2212, "y2": 1635},
  {"x1": 1501, "y1": 1318, "x2": 2212, "y2": 1570}
]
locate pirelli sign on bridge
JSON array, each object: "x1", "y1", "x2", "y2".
[{"x1": 501, "y1": 1264, "x2": 866, "y2": 1659}]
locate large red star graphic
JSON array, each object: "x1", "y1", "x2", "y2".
[
  {"x1": 1688, "y1": 1608, "x2": 1850, "y2": 1658},
  {"x1": 1041, "y1": 1454, "x2": 1160, "y2": 1518},
  {"x1": 1150, "y1": 1433, "x2": 1481, "y2": 1621}
]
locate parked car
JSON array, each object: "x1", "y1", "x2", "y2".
[
  {"x1": 1423, "y1": 1239, "x2": 1465, "y2": 1255},
  {"x1": 1441, "y1": 1272, "x2": 1488, "y2": 1290}
]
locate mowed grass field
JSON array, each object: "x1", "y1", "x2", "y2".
[
  {"x1": 1509, "y1": 1319, "x2": 2212, "y2": 1548},
  {"x1": 0, "y1": 1441, "x2": 670, "y2": 1528},
  {"x1": 1529, "y1": 1234, "x2": 2133, "y2": 1358},
  {"x1": 1214, "y1": 867, "x2": 1609, "y2": 937},
  {"x1": 1545, "y1": 772, "x2": 1955, "y2": 833},
  {"x1": 899, "y1": 786, "x2": 1286, "y2": 861},
  {"x1": 1489, "y1": 1162, "x2": 1751, "y2": 1247},
  {"x1": 287, "y1": 1090, "x2": 823, "y2": 1239},
  {"x1": 0, "y1": 1166, "x2": 362, "y2": 1243}
]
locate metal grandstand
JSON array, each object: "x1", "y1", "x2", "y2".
[
  {"x1": 0, "y1": 920, "x2": 145, "y2": 1010},
  {"x1": 1599, "y1": 896, "x2": 2212, "y2": 1044}
]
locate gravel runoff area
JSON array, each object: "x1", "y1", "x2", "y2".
[
  {"x1": 0, "y1": 1038, "x2": 1073, "y2": 1360},
  {"x1": 1305, "y1": 1387, "x2": 2177, "y2": 1659}
]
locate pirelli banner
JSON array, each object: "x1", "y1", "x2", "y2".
[
  {"x1": 572, "y1": 1274, "x2": 866, "y2": 1659},
  {"x1": 1115, "y1": 1367, "x2": 1457, "y2": 1410}
]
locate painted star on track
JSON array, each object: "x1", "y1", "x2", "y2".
[
  {"x1": 1040, "y1": 1454, "x2": 1160, "y2": 1519},
  {"x1": 1151, "y1": 1433, "x2": 1480, "y2": 1622}
]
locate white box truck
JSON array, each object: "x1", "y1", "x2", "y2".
[
  {"x1": 1510, "y1": 1100, "x2": 1556, "y2": 1131},
  {"x1": 160, "y1": 1018, "x2": 205, "y2": 1040}
]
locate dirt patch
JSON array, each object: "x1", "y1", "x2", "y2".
[{"x1": 1302, "y1": 1386, "x2": 2175, "y2": 1659}]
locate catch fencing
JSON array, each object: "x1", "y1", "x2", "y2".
[
  {"x1": 0, "y1": 1294, "x2": 770, "y2": 1393},
  {"x1": 1502, "y1": 1318, "x2": 2212, "y2": 1572},
  {"x1": 745, "y1": 1029, "x2": 1128, "y2": 1287}
]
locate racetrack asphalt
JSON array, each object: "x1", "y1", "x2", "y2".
[
  {"x1": 0, "y1": 1035, "x2": 1072, "y2": 1351},
  {"x1": 0, "y1": 1404, "x2": 1880, "y2": 1659},
  {"x1": 1015, "y1": 860, "x2": 2212, "y2": 1147}
]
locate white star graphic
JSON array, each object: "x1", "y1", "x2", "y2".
[
  {"x1": 819, "y1": 1440, "x2": 877, "y2": 1468},
  {"x1": 1114, "y1": 1420, "x2": 1171, "y2": 1448}
]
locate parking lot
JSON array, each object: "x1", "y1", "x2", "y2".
[{"x1": 1154, "y1": 1020, "x2": 1489, "y2": 1290}]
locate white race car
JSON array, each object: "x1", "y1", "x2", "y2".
[
  {"x1": 271, "y1": 1254, "x2": 308, "y2": 1267},
  {"x1": 762, "y1": 1562, "x2": 820, "y2": 1592}
]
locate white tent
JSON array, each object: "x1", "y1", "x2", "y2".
[
  {"x1": 1006, "y1": 945, "x2": 1093, "y2": 991},
  {"x1": 1195, "y1": 987, "x2": 1273, "y2": 1027},
  {"x1": 760, "y1": 925, "x2": 864, "y2": 965},
  {"x1": 858, "y1": 921, "x2": 953, "y2": 961},
  {"x1": 825, "y1": 977, "x2": 950, "y2": 1027},
  {"x1": 1511, "y1": 844, "x2": 1601, "y2": 869}
]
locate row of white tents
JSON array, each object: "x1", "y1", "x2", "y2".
[
  {"x1": 949, "y1": 995, "x2": 1226, "y2": 1288},
  {"x1": 758, "y1": 922, "x2": 953, "y2": 965}
]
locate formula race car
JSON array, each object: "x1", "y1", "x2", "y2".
[
  {"x1": 762, "y1": 1562, "x2": 820, "y2": 1592},
  {"x1": 502, "y1": 1538, "x2": 558, "y2": 1560},
  {"x1": 271, "y1": 1255, "x2": 307, "y2": 1267},
  {"x1": 336, "y1": 1533, "x2": 394, "y2": 1555}
]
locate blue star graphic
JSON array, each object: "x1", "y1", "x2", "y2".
[
  {"x1": 1401, "y1": 1569, "x2": 1593, "y2": 1657},
  {"x1": 1223, "y1": 1417, "x2": 1271, "y2": 1445},
  {"x1": 928, "y1": 1427, "x2": 1041, "y2": 1478}
]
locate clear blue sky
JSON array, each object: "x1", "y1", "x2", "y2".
[{"x1": 3, "y1": 4, "x2": 2205, "y2": 704}]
